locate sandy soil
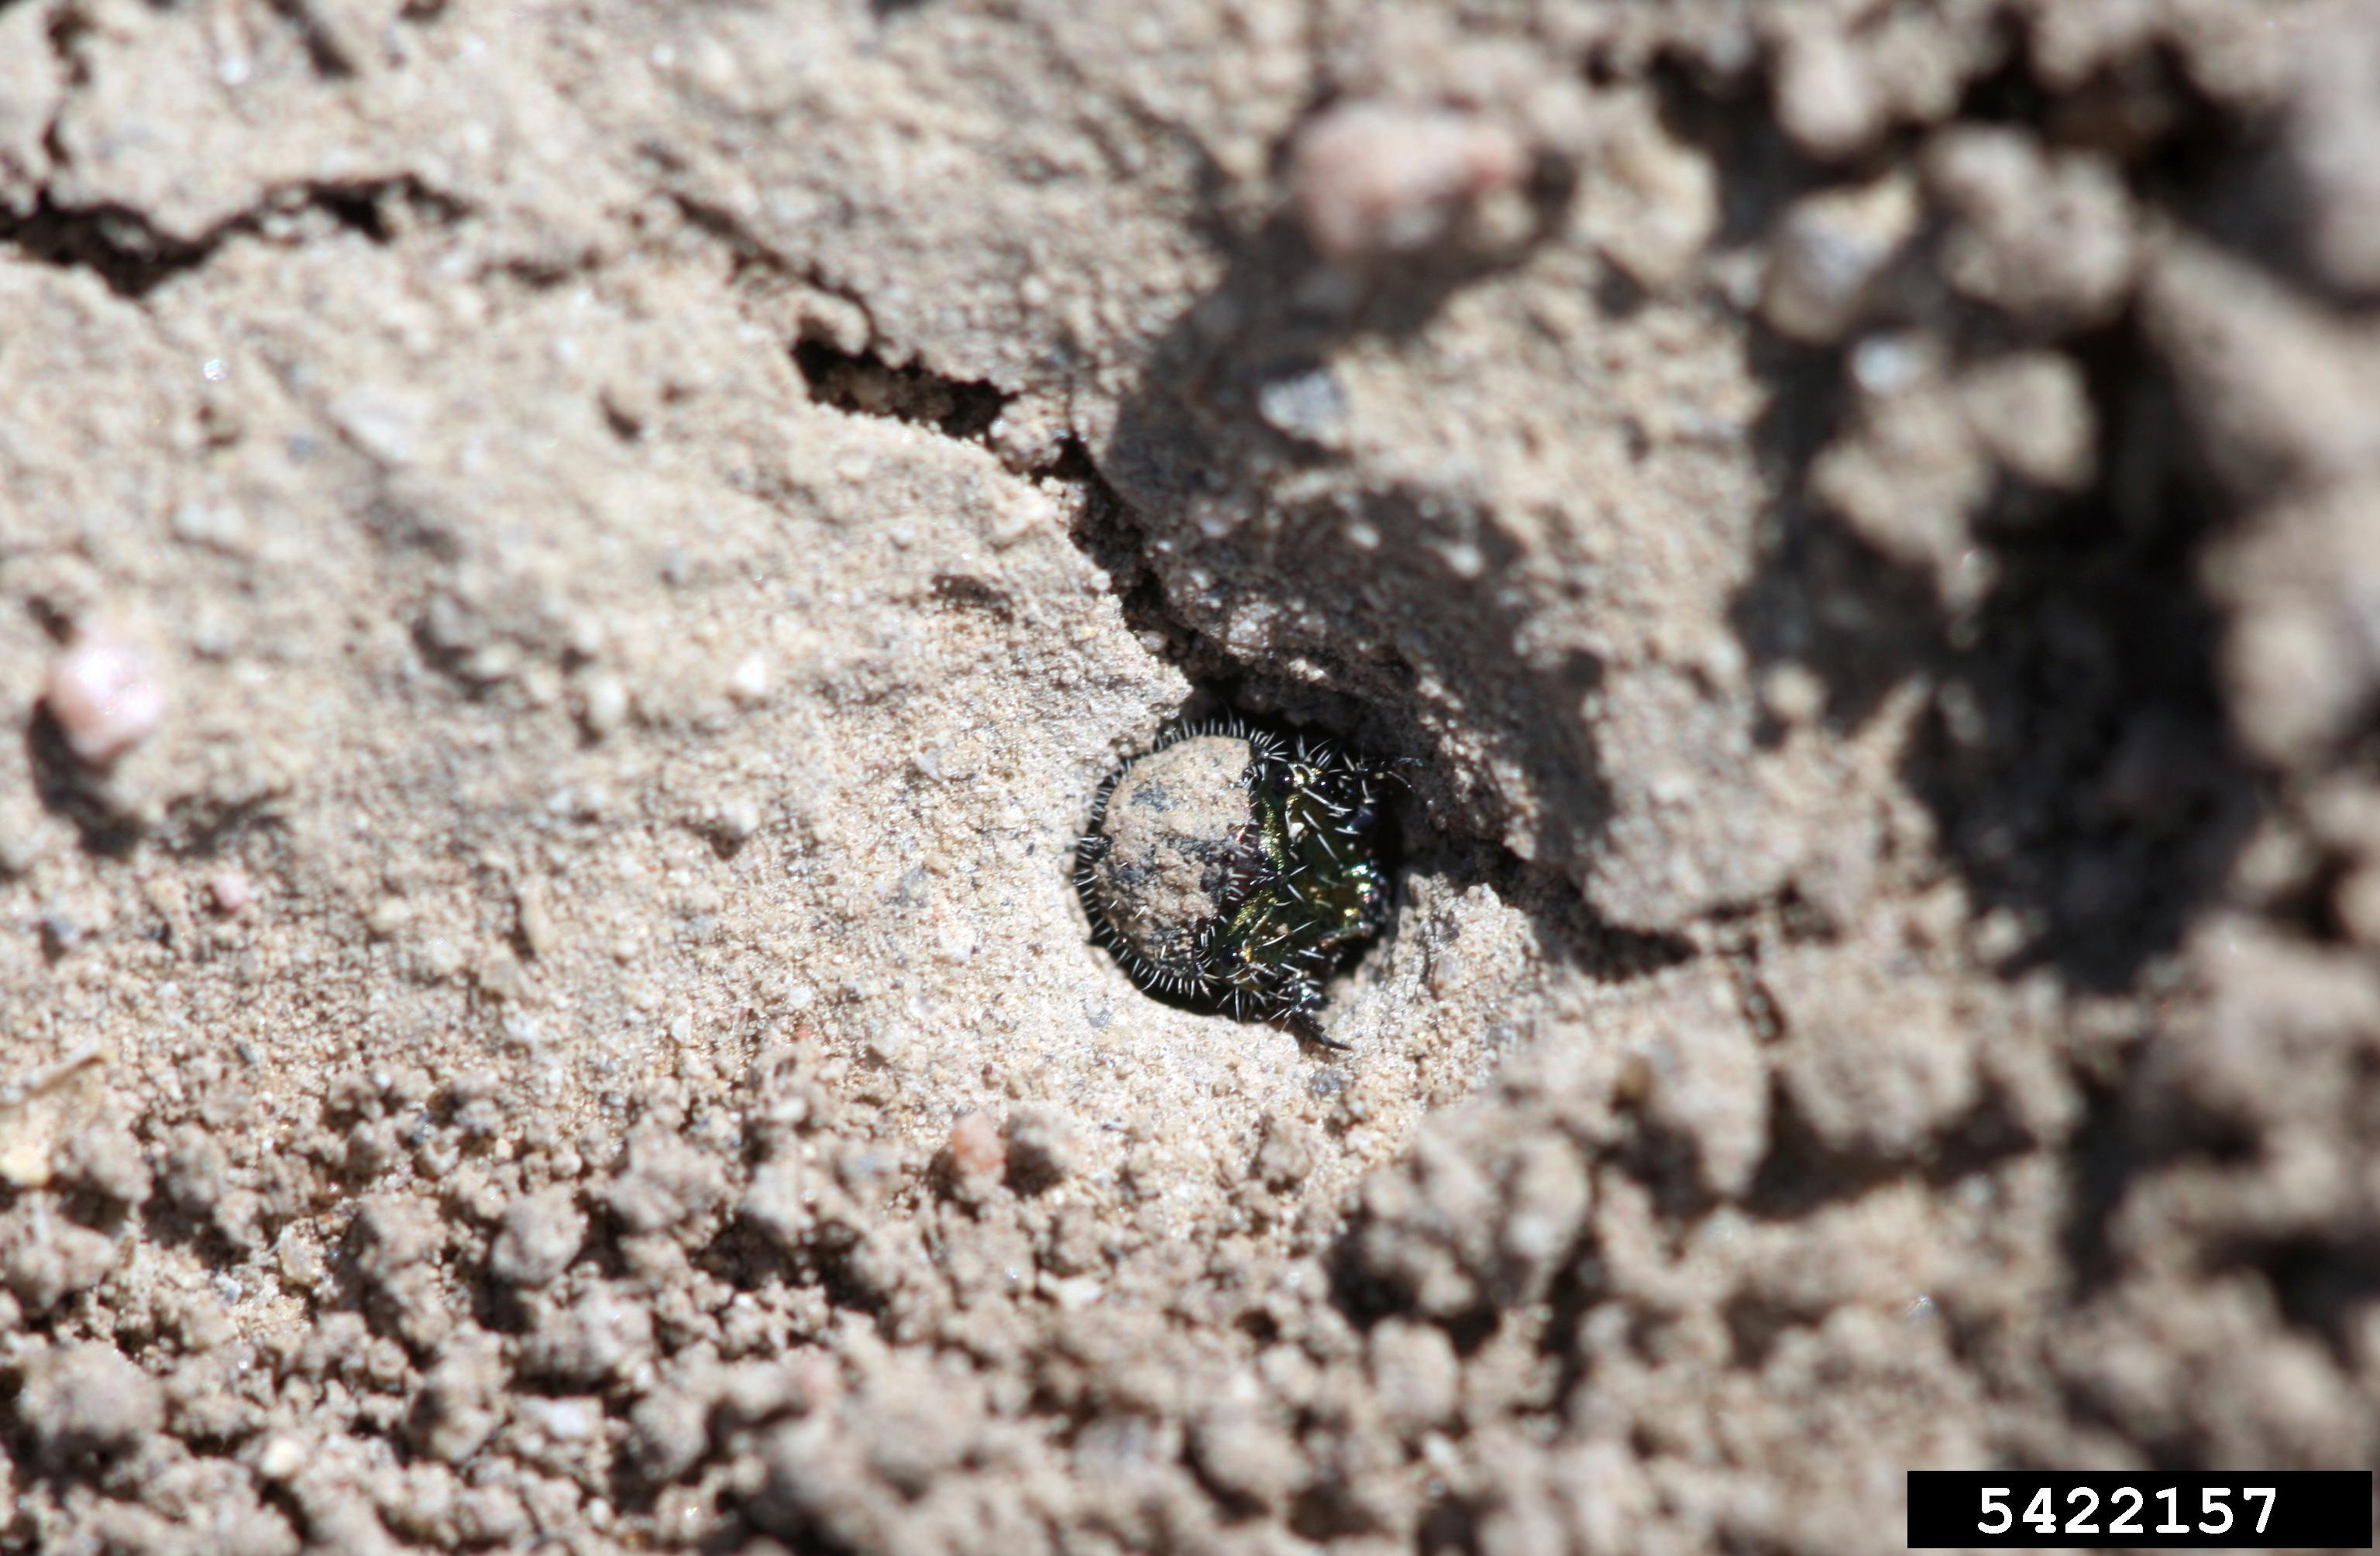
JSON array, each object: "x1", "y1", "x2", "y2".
[{"x1": 3, "y1": 1, "x2": 2378, "y2": 1551}]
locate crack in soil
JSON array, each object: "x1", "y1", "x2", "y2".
[{"x1": 0, "y1": 177, "x2": 468, "y2": 298}]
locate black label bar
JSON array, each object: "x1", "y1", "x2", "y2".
[{"x1": 1907, "y1": 1471, "x2": 2373, "y2": 1549}]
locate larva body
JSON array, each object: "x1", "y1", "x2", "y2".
[{"x1": 1077, "y1": 717, "x2": 1399, "y2": 1048}]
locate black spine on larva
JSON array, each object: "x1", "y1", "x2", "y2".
[{"x1": 1076, "y1": 713, "x2": 1395, "y2": 1049}]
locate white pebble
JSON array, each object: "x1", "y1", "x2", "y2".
[
  {"x1": 206, "y1": 871, "x2": 253, "y2": 915},
  {"x1": 44, "y1": 626, "x2": 166, "y2": 765},
  {"x1": 1289, "y1": 101, "x2": 1527, "y2": 261},
  {"x1": 579, "y1": 671, "x2": 630, "y2": 737},
  {"x1": 519, "y1": 1396, "x2": 599, "y2": 1441},
  {"x1": 727, "y1": 651, "x2": 770, "y2": 703},
  {"x1": 254, "y1": 1434, "x2": 307, "y2": 1482},
  {"x1": 710, "y1": 796, "x2": 762, "y2": 840},
  {"x1": 1761, "y1": 664, "x2": 1828, "y2": 727}
]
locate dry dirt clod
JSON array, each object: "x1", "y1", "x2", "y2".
[
  {"x1": 1580, "y1": 88, "x2": 1720, "y2": 292},
  {"x1": 1924, "y1": 125, "x2": 2139, "y2": 329},
  {"x1": 1003, "y1": 1104, "x2": 1077, "y2": 1191},
  {"x1": 490, "y1": 1187, "x2": 587, "y2": 1289},
  {"x1": 1762, "y1": 174, "x2": 1921, "y2": 345},
  {"x1": 1956, "y1": 350, "x2": 2097, "y2": 493},
  {"x1": 945, "y1": 1110, "x2": 1005, "y2": 1183},
  {"x1": 15, "y1": 1344, "x2": 163, "y2": 1465},
  {"x1": 1773, "y1": 23, "x2": 1884, "y2": 160}
]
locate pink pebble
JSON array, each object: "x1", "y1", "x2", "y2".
[
  {"x1": 1289, "y1": 101, "x2": 1529, "y2": 261},
  {"x1": 947, "y1": 1110, "x2": 1006, "y2": 1180},
  {"x1": 207, "y1": 871, "x2": 253, "y2": 915},
  {"x1": 43, "y1": 627, "x2": 165, "y2": 767}
]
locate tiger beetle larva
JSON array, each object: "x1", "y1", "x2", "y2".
[{"x1": 1075, "y1": 716, "x2": 1402, "y2": 1049}]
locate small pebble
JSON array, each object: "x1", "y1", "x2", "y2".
[
  {"x1": 207, "y1": 871, "x2": 253, "y2": 915},
  {"x1": 1288, "y1": 101, "x2": 1527, "y2": 261},
  {"x1": 43, "y1": 625, "x2": 166, "y2": 766},
  {"x1": 1256, "y1": 368, "x2": 1350, "y2": 443},
  {"x1": 579, "y1": 671, "x2": 629, "y2": 737},
  {"x1": 519, "y1": 1396, "x2": 600, "y2": 1441},
  {"x1": 254, "y1": 1434, "x2": 308, "y2": 1482},
  {"x1": 516, "y1": 884, "x2": 559, "y2": 957},
  {"x1": 709, "y1": 796, "x2": 762, "y2": 841},
  {"x1": 948, "y1": 1111, "x2": 1005, "y2": 1181},
  {"x1": 1761, "y1": 664, "x2": 1828, "y2": 727},
  {"x1": 727, "y1": 652, "x2": 770, "y2": 704}
]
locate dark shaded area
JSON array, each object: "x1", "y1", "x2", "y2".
[
  {"x1": 792, "y1": 338, "x2": 1009, "y2": 441},
  {"x1": 926, "y1": 573, "x2": 1016, "y2": 620},
  {"x1": 1738, "y1": 1076, "x2": 2040, "y2": 1225},
  {"x1": 1718, "y1": 149, "x2": 2261, "y2": 996},
  {"x1": 0, "y1": 196, "x2": 215, "y2": 299},
  {"x1": 1082, "y1": 186, "x2": 1620, "y2": 874},
  {"x1": 1728, "y1": 368, "x2": 2255, "y2": 991},
  {"x1": 2056, "y1": 1072, "x2": 2147, "y2": 1301},
  {"x1": 1654, "y1": 29, "x2": 2273, "y2": 981},
  {"x1": 22, "y1": 713, "x2": 141, "y2": 860},
  {"x1": 0, "y1": 178, "x2": 466, "y2": 299},
  {"x1": 2241, "y1": 1235, "x2": 2380, "y2": 1362},
  {"x1": 1415, "y1": 1494, "x2": 1482, "y2": 1556},
  {"x1": 1904, "y1": 492, "x2": 2258, "y2": 991}
]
